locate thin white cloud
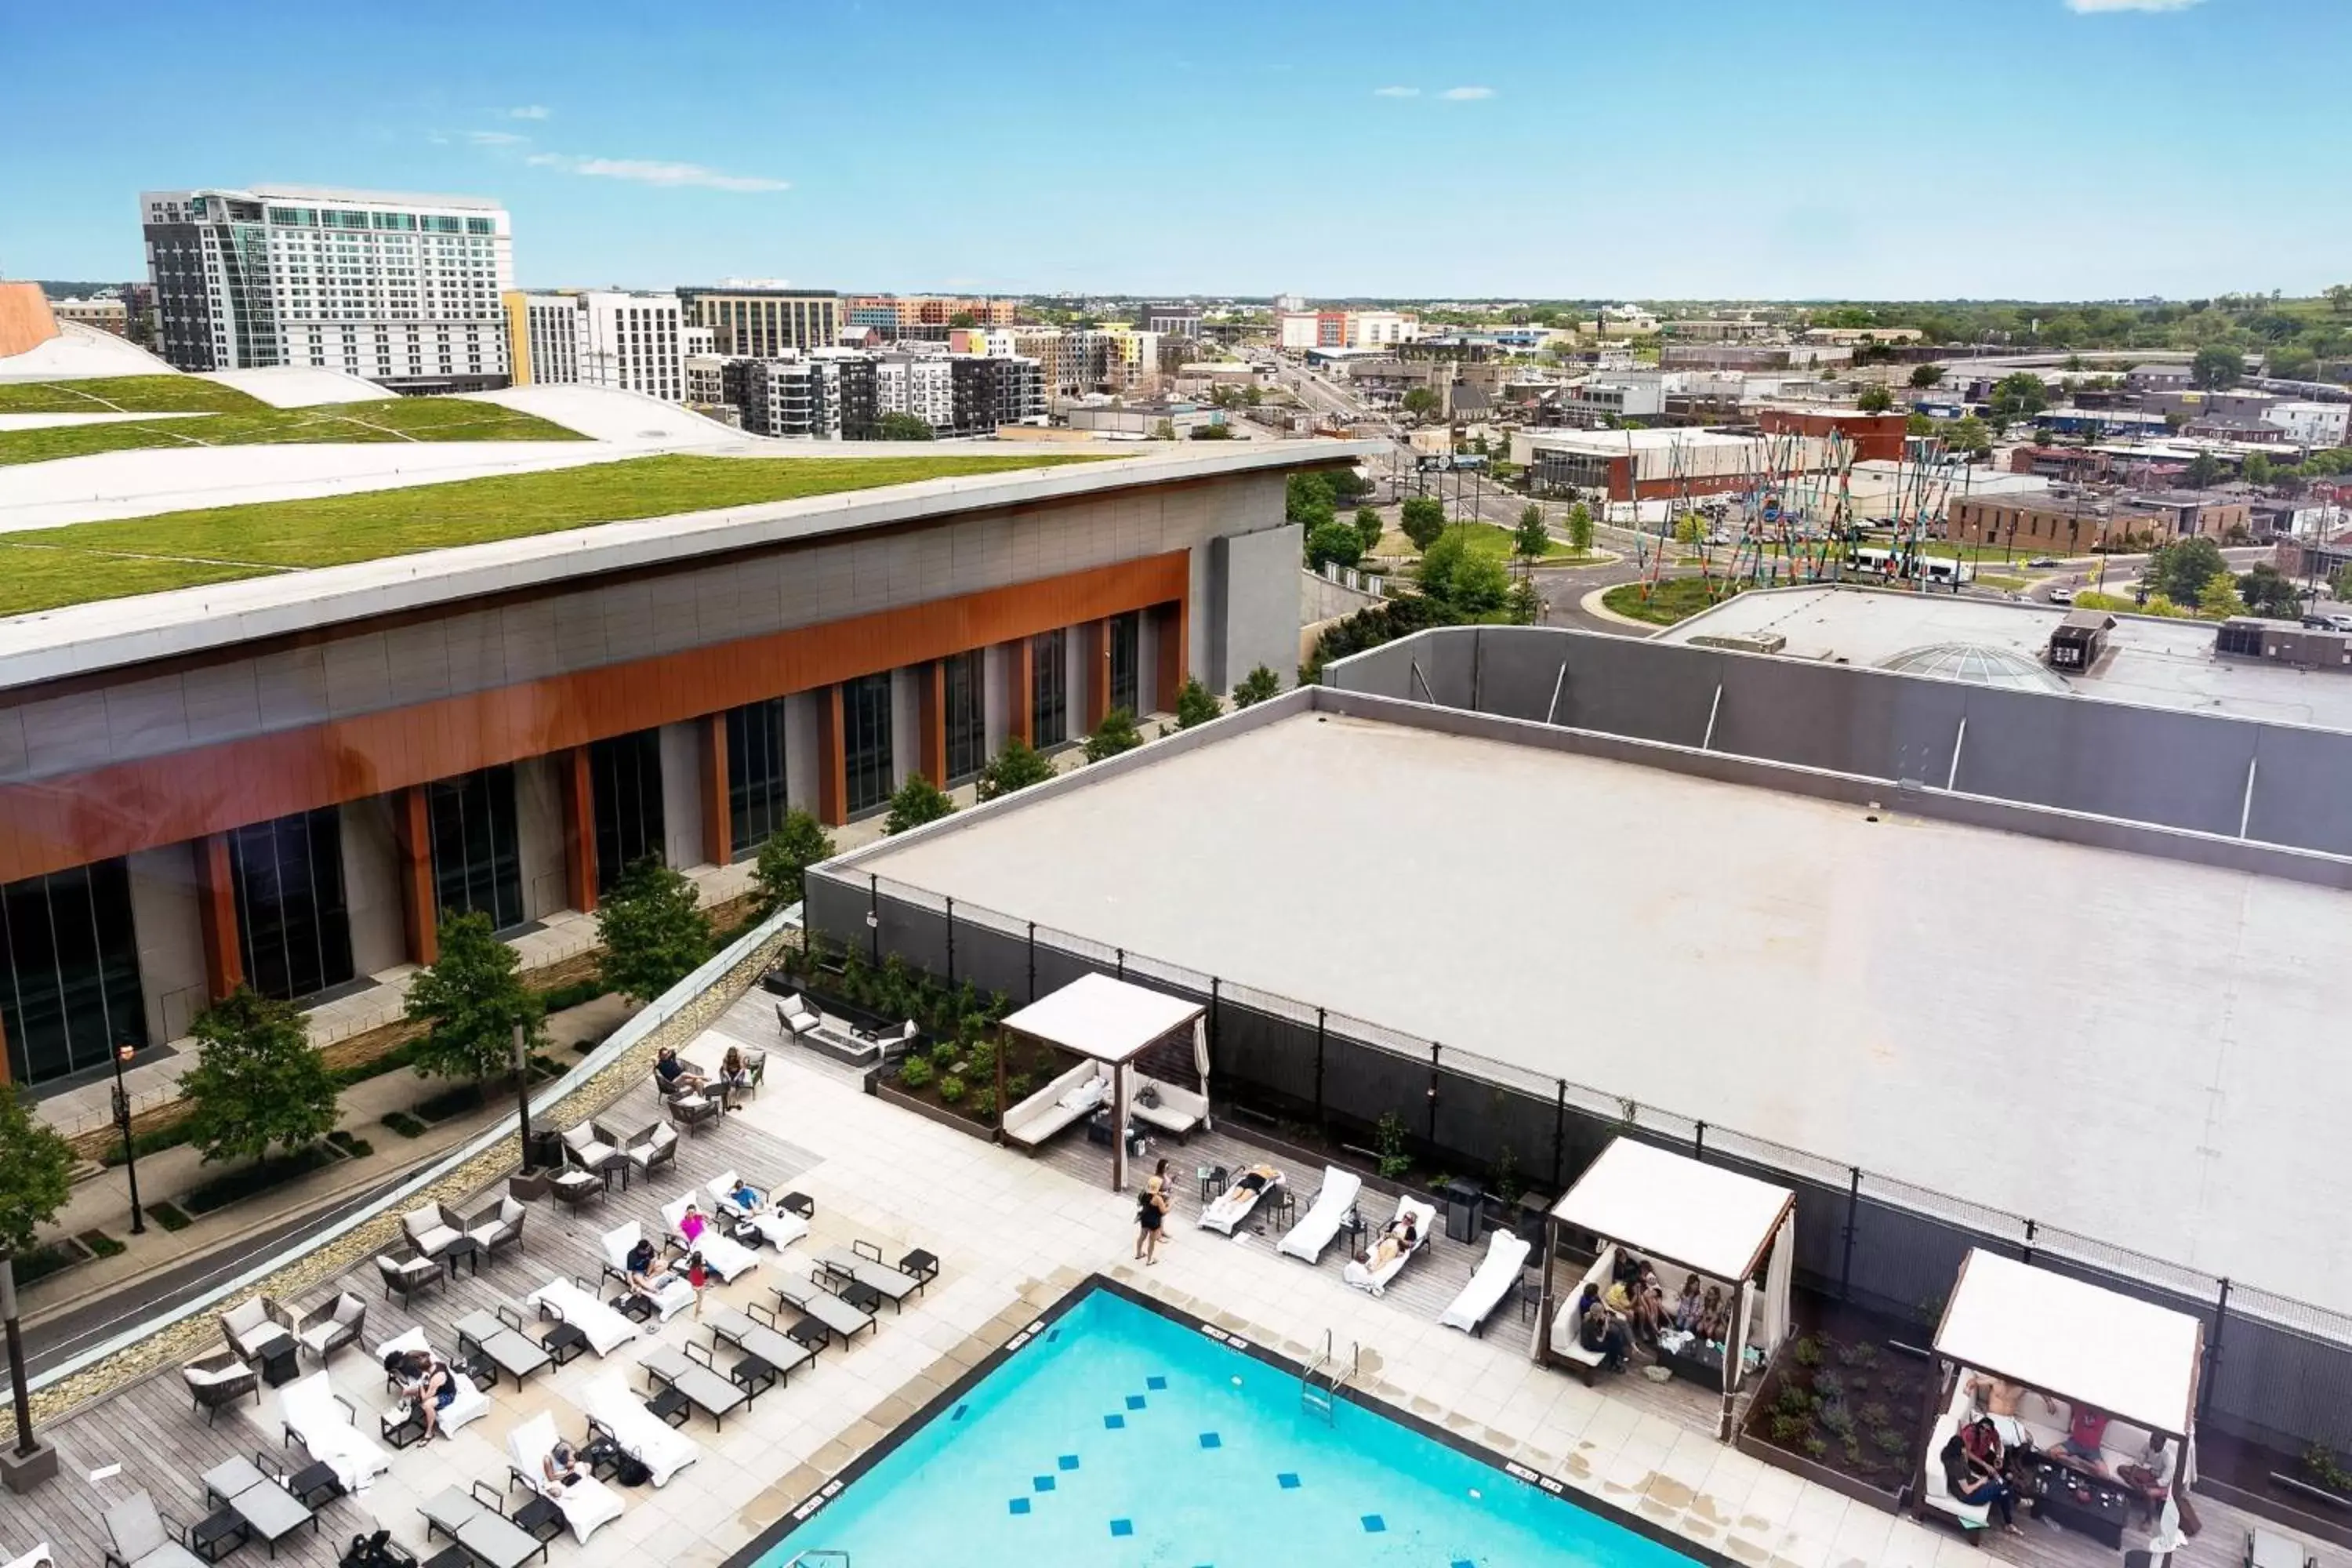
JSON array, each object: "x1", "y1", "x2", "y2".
[
  {"x1": 1372, "y1": 85, "x2": 1420, "y2": 98},
  {"x1": 1441, "y1": 85, "x2": 1497, "y2": 100},
  {"x1": 505, "y1": 104, "x2": 552, "y2": 119},
  {"x1": 525, "y1": 153, "x2": 789, "y2": 193},
  {"x1": 2064, "y1": 0, "x2": 2201, "y2": 10},
  {"x1": 467, "y1": 130, "x2": 527, "y2": 146}
]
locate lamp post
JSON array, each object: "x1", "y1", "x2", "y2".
[
  {"x1": 512, "y1": 1022, "x2": 534, "y2": 1173},
  {"x1": 109, "y1": 1043, "x2": 143, "y2": 1236}
]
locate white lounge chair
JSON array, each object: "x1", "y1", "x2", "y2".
[
  {"x1": 525, "y1": 1277, "x2": 642, "y2": 1356},
  {"x1": 5, "y1": 1542, "x2": 53, "y2": 1568},
  {"x1": 276, "y1": 1372, "x2": 391, "y2": 1494},
  {"x1": 1439, "y1": 1229, "x2": 1533, "y2": 1334},
  {"x1": 600, "y1": 1221, "x2": 695, "y2": 1321},
  {"x1": 1276, "y1": 1166, "x2": 1363, "y2": 1262},
  {"x1": 582, "y1": 1375, "x2": 701, "y2": 1487},
  {"x1": 506, "y1": 1410, "x2": 624, "y2": 1546},
  {"x1": 1342, "y1": 1196, "x2": 1438, "y2": 1297},
  {"x1": 661, "y1": 1195, "x2": 760, "y2": 1281},
  {"x1": 100, "y1": 1494, "x2": 201, "y2": 1568},
  {"x1": 373, "y1": 1326, "x2": 492, "y2": 1436},
  {"x1": 1199, "y1": 1165, "x2": 1285, "y2": 1235},
  {"x1": 710, "y1": 1171, "x2": 811, "y2": 1251}
]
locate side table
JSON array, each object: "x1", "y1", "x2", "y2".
[
  {"x1": 286, "y1": 1460, "x2": 343, "y2": 1509},
  {"x1": 645, "y1": 1385, "x2": 691, "y2": 1428},
  {"x1": 541, "y1": 1321, "x2": 589, "y2": 1367},
  {"x1": 191, "y1": 1506, "x2": 250, "y2": 1564},
  {"x1": 259, "y1": 1341, "x2": 302, "y2": 1388},
  {"x1": 779, "y1": 1192, "x2": 815, "y2": 1219},
  {"x1": 512, "y1": 1496, "x2": 565, "y2": 1544}
]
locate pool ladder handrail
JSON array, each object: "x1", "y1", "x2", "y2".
[
  {"x1": 785, "y1": 1553, "x2": 849, "y2": 1568},
  {"x1": 1301, "y1": 1328, "x2": 1357, "y2": 1423}
]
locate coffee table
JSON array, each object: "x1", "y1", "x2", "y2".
[
  {"x1": 286, "y1": 1461, "x2": 343, "y2": 1509},
  {"x1": 646, "y1": 1385, "x2": 691, "y2": 1428},
  {"x1": 441, "y1": 1236, "x2": 484, "y2": 1279},
  {"x1": 191, "y1": 1507, "x2": 250, "y2": 1563},
  {"x1": 512, "y1": 1496, "x2": 564, "y2": 1545},
  {"x1": 898, "y1": 1248, "x2": 938, "y2": 1285},
  {"x1": 2027, "y1": 1460, "x2": 2127, "y2": 1549},
  {"x1": 541, "y1": 1321, "x2": 588, "y2": 1367},
  {"x1": 779, "y1": 1192, "x2": 815, "y2": 1219},
  {"x1": 227, "y1": 1478, "x2": 316, "y2": 1558}
]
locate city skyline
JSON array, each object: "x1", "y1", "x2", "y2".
[{"x1": 2, "y1": 0, "x2": 2348, "y2": 299}]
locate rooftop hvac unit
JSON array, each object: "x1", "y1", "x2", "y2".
[{"x1": 1689, "y1": 631, "x2": 1788, "y2": 655}]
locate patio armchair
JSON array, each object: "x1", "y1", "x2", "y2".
[
  {"x1": 625, "y1": 1123, "x2": 678, "y2": 1185},
  {"x1": 549, "y1": 1167, "x2": 605, "y2": 1213},
  {"x1": 216, "y1": 1295, "x2": 296, "y2": 1363},
  {"x1": 181, "y1": 1350, "x2": 259, "y2": 1424},
  {"x1": 400, "y1": 1202, "x2": 466, "y2": 1262},
  {"x1": 561, "y1": 1123, "x2": 622, "y2": 1183},
  {"x1": 728, "y1": 1048, "x2": 767, "y2": 1104},
  {"x1": 666, "y1": 1090, "x2": 721, "y2": 1136},
  {"x1": 466, "y1": 1196, "x2": 528, "y2": 1264},
  {"x1": 295, "y1": 1292, "x2": 368, "y2": 1363},
  {"x1": 775, "y1": 993, "x2": 820, "y2": 1042},
  {"x1": 376, "y1": 1248, "x2": 445, "y2": 1304},
  {"x1": 873, "y1": 1020, "x2": 919, "y2": 1058},
  {"x1": 100, "y1": 1491, "x2": 203, "y2": 1568}
]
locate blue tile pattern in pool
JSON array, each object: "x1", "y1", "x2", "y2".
[{"x1": 758, "y1": 1287, "x2": 1704, "y2": 1566}]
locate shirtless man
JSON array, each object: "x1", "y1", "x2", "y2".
[{"x1": 1965, "y1": 1373, "x2": 2033, "y2": 1449}]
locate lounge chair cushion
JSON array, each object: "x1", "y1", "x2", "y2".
[
  {"x1": 104, "y1": 1496, "x2": 168, "y2": 1562},
  {"x1": 184, "y1": 1359, "x2": 252, "y2": 1387}
]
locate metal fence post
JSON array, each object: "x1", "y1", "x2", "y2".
[
  {"x1": 1694, "y1": 1120, "x2": 1706, "y2": 1162},
  {"x1": 1840, "y1": 1166, "x2": 1861, "y2": 1303},
  {"x1": 1552, "y1": 1080, "x2": 1566, "y2": 1192},
  {"x1": 1116, "y1": 947, "x2": 1125, "y2": 981},
  {"x1": 866, "y1": 873, "x2": 880, "y2": 965},
  {"x1": 2022, "y1": 1218, "x2": 2036, "y2": 1268},
  {"x1": 1426, "y1": 1044, "x2": 1441, "y2": 1148},
  {"x1": 2202, "y1": 1278, "x2": 2230, "y2": 1428},
  {"x1": 1313, "y1": 1009, "x2": 1327, "y2": 1131},
  {"x1": 1209, "y1": 979, "x2": 1221, "y2": 1072},
  {"x1": 1026, "y1": 921, "x2": 1036, "y2": 1001},
  {"x1": 945, "y1": 896, "x2": 956, "y2": 987}
]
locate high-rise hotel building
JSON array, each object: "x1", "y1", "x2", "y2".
[{"x1": 140, "y1": 184, "x2": 514, "y2": 391}]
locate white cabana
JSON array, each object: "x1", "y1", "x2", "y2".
[
  {"x1": 1934, "y1": 1247, "x2": 2204, "y2": 1440},
  {"x1": 999, "y1": 974, "x2": 1205, "y2": 1192},
  {"x1": 1539, "y1": 1137, "x2": 1798, "y2": 1438}
]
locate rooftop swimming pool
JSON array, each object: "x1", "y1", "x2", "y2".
[{"x1": 750, "y1": 1283, "x2": 1706, "y2": 1567}]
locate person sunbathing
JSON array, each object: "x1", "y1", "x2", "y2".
[
  {"x1": 1224, "y1": 1164, "x2": 1279, "y2": 1200},
  {"x1": 677, "y1": 1201, "x2": 711, "y2": 1247},
  {"x1": 625, "y1": 1236, "x2": 682, "y2": 1305},
  {"x1": 1359, "y1": 1229, "x2": 1411, "y2": 1272},
  {"x1": 728, "y1": 1178, "x2": 762, "y2": 1213}
]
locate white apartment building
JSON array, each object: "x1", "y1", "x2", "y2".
[
  {"x1": 141, "y1": 184, "x2": 513, "y2": 390},
  {"x1": 506, "y1": 290, "x2": 684, "y2": 401},
  {"x1": 2265, "y1": 401, "x2": 2350, "y2": 448},
  {"x1": 1345, "y1": 310, "x2": 1419, "y2": 349},
  {"x1": 877, "y1": 354, "x2": 954, "y2": 429}
]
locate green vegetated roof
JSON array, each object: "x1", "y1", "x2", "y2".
[
  {"x1": 0, "y1": 451, "x2": 1111, "y2": 619},
  {"x1": 0, "y1": 376, "x2": 582, "y2": 465}
]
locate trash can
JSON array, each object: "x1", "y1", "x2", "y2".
[{"x1": 1440, "y1": 1179, "x2": 1485, "y2": 1245}]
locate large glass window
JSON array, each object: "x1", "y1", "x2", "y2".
[
  {"x1": 1109, "y1": 612, "x2": 1141, "y2": 716},
  {"x1": 844, "y1": 673, "x2": 895, "y2": 815},
  {"x1": 428, "y1": 765, "x2": 523, "y2": 931},
  {"x1": 589, "y1": 730, "x2": 666, "y2": 893},
  {"x1": 728, "y1": 698, "x2": 790, "y2": 860},
  {"x1": 0, "y1": 859, "x2": 147, "y2": 1087},
  {"x1": 230, "y1": 807, "x2": 355, "y2": 1002},
  {"x1": 1032, "y1": 630, "x2": 1069, "y2": 748},
  {"x1": 945, "y1": 651, "x2": 986, "y2": 782}
]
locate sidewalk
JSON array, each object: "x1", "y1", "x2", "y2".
[{"x1": 21, "y1": 992, "x2": 637, "y2": 1328}]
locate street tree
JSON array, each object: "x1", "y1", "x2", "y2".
[
  {"x1": 976, "y1": 736, "x2": 1057, "y2": 800},
  {"x1": 2183, "y1": 451, "x2": 2226, "y2": 490},
  {"x1": 1399, "y1": 495, "x2": 1447, "y2": 550},
  {"x1": 1305, "y1": 517, "x2": 1364, "y2": 571},
  {"x1": 0, "y1": 1082, "x2": 74, "y2": 1462},
  {"x1": 2238, "y1": 564, "x2": 2302, "y2": 619},
  {"x1": 1400, "y1": 387, "x2": 1439, "y2": 419},
  {"x1": 2198, "y1": 571, "x2": 2248, "y2": 620},
  {"x1": 751, "y1": 809, "x2": 835, "y2": 915},
  {"x1": 1285, "y1": 471, "x2": 1336, "y2": 528},
  {"x1": 1507, "y1": 579, "x2": 1541, "y2": 624},
  {"x1": 1909, "y1": 363, "x2": 1945, "y2": 388},
  {"x1": 884, "y1": 774, "x2": 955, "y2": 835},
  {"x1": 1231, "y1": 666, "x2": 1281, "y2": 708},
  {"x1": 2191, "y1": 346, "x2": 2245, "y2": 390},
  {"x1": 1856, "y1": 385, "x2": 1894, "y2": 413},
  {"x1": 404, "y1": 912, "x2": 550, "y2": 1083},
  {"x1": 1944, "y1": 416, "x2": 1993, "y2": 458},
  {"x1": 1906, "y1": 412, "x2": 1934, "y2": 437},
  {"x1": 1566, "y1": 501, "x2": 1595, "y2": 553},
  {"x1": 180, "y1": 988, "x2": 340, "y2": 1161},
  {"x1": 2241, "y1": 452, "x2": 2275, "y2": 488},
  {"x1": 1173, "y1": 677, "x2": 1221, "y2": 729},
  {"x1": 596, "y1": 858, "x2": 713, "y2": 1006},
  {"x1": 1989, "y1": 372, "x2": 2049, "y2": 423},
  {"x1": 1083, "y1": 707, "x2": 1145, "y2": 762},
  {"x1": 1353, "y1": 506, "x2": 1385, "y2": 555},
  {"x1": 874, "y1": 412, "x2": 935, "y2": 441},
  {"x1": 2151, "y1": 536, "x2": 2228, "y2": 603},
  {"x1": 1513, "y1": 503, "x2": 1551, "y2": 564}
]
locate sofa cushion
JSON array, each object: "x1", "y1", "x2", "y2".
[
  {"x1": 221, "y1": 1298, "x2": 270, "y2": 1338},
  {"x1": 183, "y1": 1359, "x2": 250, "y2": 1387}
]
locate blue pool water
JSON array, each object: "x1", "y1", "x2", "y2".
[{"x1": 762, "y1": 1287, "x2": 1700, "y2": 1567}]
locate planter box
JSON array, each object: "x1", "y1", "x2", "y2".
[
  {"x1": 873, "y1": 1078, "x2": 997, "y2": 1144},
  {"x1": 1736, "y1": 1350, "x2": 1907, "y2": 1518}
]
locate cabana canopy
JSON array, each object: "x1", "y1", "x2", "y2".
[
  {"x1": 1933, "y1": 1248, "x2": 2203, "y2": 1439},
  {"x1": 1000, "y1": 973, "x2": 1203, "y2": 1064},
  {"x1": 1000, "y1": 975, "x2": 1205, "y2": 1192},
  {"x1": 1550, "y1": 1137, "x2": 1794, "y2": 1284}
]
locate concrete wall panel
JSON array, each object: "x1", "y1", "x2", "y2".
[
  {"x1": 1215, "y1": 522, "x2": 1301, "y2": 694},
  {"x1": 514, "y1": 755, "x2": 568, "y2": 921},
  {"x1": 339, "y1": 794, "x2": 407, "y2": 977},
  {"x1": 659, "y1": 721, "x2": 705, "y2": 870},
  {"x1": 2245, "y1": 725, "x2": 2352, "y2": 856},
  {"x1": 127, "y1": 842, "x2": 208, "y2": 1047}
]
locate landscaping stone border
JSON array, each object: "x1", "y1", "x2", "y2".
[{"x1": 3, "y1": 917, "x2": 794, "y2": 1448}]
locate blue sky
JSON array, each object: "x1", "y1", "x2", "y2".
[{"x1": 3, "y1": 0, "x2": 2345, "y2": 300}]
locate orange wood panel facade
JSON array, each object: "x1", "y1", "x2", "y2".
[
  {"x1": 0, "y1": 551, "x2": 1190, "y2": 884},
  {"x1": 702, "y1": 713, "x2": 731, "y2": 868},
  {"x1": 1081, "y1": 619, "x2": 1110, "y2": 731},
  {"x1": 398, "y1": 786, "x2": 437, "y2": 967},
  {"x1": 195, "y1": 833, "x2": 241, "y2": 1000},
  {"x1": 561, "y1": 748, "x2": 597, "y2": 914},
  {"x1": 1005, "y1": 637, "x2": 1035, "y2": 746},
  {"x1": 916, "y1": 661, "x2": 946, "y2": 786}
]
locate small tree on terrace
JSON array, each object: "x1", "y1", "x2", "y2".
[
  {"x1": 1, "y1": 1083, "x2": 74, "y2": 1455},
  {"x1": 884, "y1": 773, "x2": 956, "y2": 835},
  {"x1": 405, "y1": 911, "x2": 549, "y2": 1083},
  {"x1": 180, "y1": 988, "x2": 340, "y2": 1161},
  {"x1": 977, "y1": 735, "x2": 1058, "y2": 800},
  {"x1": 597, "y1": 858, "x2": 713, "y2": 1006},
  {"x1": 1231, "y1": 665, "x2": 1281, "y2": 708},
  {"x1": 1566, "y1": 500, "x2": 1595, "y2": 553},
  {"x1": 1399, "y1": 495, "x2": 1448, "y2": 551},
  {"x1": 1084, "y1": 707, "x2": 1145, "y2": 762},
  {"x1": 752, "y1": 808, "x2": 835, "y2": 916},
  {"x1": 1173, "y1": 676, "x2": 1221, "y2": 729},
  {"x1": 1513, "y1": 503, "x2": 1551, "y2": 566}
]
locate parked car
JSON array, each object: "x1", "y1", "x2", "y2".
[
  {"x1": 2027, "y1": 557, "x2": 2059, "y2": 568},
  {"x1": 2048, "y1": 587, "x2": 2075, "y2": 606}
]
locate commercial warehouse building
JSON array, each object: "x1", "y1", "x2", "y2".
[
  {"x1": 1512, "y1": 426, "x2": 1840, "y2": 501},
  {"x1": 0, "y1": 439, "x2": 1363, "y2": 1090}
]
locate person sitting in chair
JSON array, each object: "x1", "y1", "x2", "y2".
[
  {"x1": 717, "y1": 1046, "x2": 753, "y2": 1109},
  {"x1": 1941, "y1": 1430, "x2": 2020, "y2": 1532},
  {"x1": 655, "y1": 1047, "x2": 706, "y2": 1095},
  {"x1": 2053, "y1": 1402, "x2": 2111, "y2": 1475},
  {"x1": 1576, "y1": 1283, "x2": 1631, "y2": 1372},
  {"x1": 624, "y1": 1236, "x2": 681, "y2": 1306},
  {"x1": 541, "y1": 1437, "x2": 583, "y2": 1495},
  {"x1": 1358, "y1": 1215, "x2": 1417, "y2": 1272},
  {"x1": 384, "y1": 1348, "x2": 455, "y2": 1441}
]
